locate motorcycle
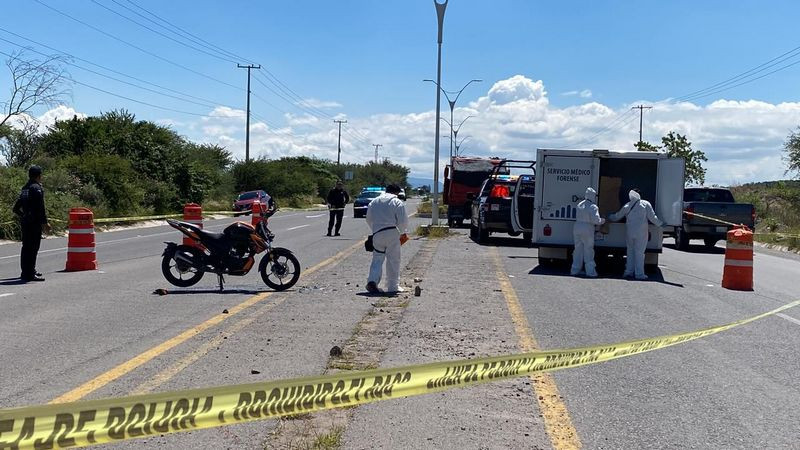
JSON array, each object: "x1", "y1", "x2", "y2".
[{"x1": 161, "y1": 208, "x2": 300, "y2": 291}]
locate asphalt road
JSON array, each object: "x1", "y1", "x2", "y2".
[
  {"x1": 490, "y1": 234, "x2": 800, "y2": 449},
  {"x1": 2, "y1": 212, "x2": 798, "y2": 449},
  {"x1": 0, "y1": 203, "x2": 418, "y2": 409}
]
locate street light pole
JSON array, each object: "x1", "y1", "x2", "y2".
[
  {"x1": 431, "y1": 0, "x2": 447, "y2": 226},
  {"x1": 425, "y1": 79, "x2": 482, "y2": 160}
]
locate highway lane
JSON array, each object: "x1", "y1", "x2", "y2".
[
  {"x1": 494, "y1": 237, "x2": 800, "y2": 449},
  {"x1": 0, "y1": 201, "x2": 419, "y2": 409}
]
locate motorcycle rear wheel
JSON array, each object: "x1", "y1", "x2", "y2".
[
  {"x1": 162, "y1": 246, "x2": 205, "y2": 287},
  {"x1": 260, "y1": 248, "x2": 300, "y2": 291}
]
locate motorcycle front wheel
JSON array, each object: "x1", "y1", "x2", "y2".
[
  {"x1": 161, "y1": 245, "x2": 205, "y2": 287},
  {"x1": 260, "y1": 248, "x2": 300, "y2": 291}
]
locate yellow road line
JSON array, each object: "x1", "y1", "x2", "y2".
[
  {"x1": 130, "y1": 241, "x2": 364, "y2": 395},
  {"x1": 50, "y1": 239, "x2": 365, "y2": 404},
  {"x1": 491, "y1": 248, "x2": 582, "y2": 450}
]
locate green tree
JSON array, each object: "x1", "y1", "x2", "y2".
[
  {"x1": 0, "y1": 118, "x2": 41, "y2": 167},
  {"x1": 784, "y1": 127, "x2": 800, "y2": 179},
  {"x1": 661, "y1": 132, "x2": 708, "y2": 186},
  {"x1": 634, "y1": 140, "x2": 660, "y2": 152}
]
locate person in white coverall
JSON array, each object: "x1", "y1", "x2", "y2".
[
  {"x1": 366, "y1": 184, "x2": 409, "y2": 294},
  {"x1": 609, "y1": 189, "x2": 663, "y2": 280},
  {"x1": 571, "y1": 187, "x2": 605, "y2": 277}
]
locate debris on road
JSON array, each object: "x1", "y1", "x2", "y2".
[
  {"x1": 329, "y1": 345, "x2": 342, "y2": 357},
  {"x1": 414, "y1": 286, "x2": 422, "y2": 296},
  {"x1": 222, "y1": 309, "x2": 229, "y2": 314},
  {"x1": 250, "y1": 369, "x2": 261, "y2": 374},
  {"x1": 414, "y1": 277, "x2": 423, "y2": 283},
  {"x1": 153, "y1": 288, "x2": 168, "y2": 296}
]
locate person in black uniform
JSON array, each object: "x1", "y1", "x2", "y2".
[
  {"x1": 326, "y1": 180, "x2": 350, "y2": 236},
  {"x1": 13, "y1": 165, "x2": 50, "y2": 282}
]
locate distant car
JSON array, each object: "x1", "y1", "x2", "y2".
[
  {"x1": 233, "y1": 190, "x2": 270, "y2": 212},
  {"x1": 470, "y1": 175, "x2": 528, "y2": 243},
  {"x1": 353, "y1": 189, "x2": 384, "y2": 218}
]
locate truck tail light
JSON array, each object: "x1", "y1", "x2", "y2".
[
  {"x1": 543, "y1": 224, "x2": 552, "y2": 236},
  {"x1": 751, "y1": 206, "x2": 756, "y2": 223},
  {"x1": 489, "y1": 185, "x2": 510, "y2": 199}
]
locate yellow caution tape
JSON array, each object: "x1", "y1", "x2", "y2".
[
  {"x1": 683, "y1": 210, "x2": 747, "y2": 228},
  {"x1": 93, "y1": 214, "x2": 183, "y2": 224},
  {"x1": 1, "y1": 299, "x2": 797, "y2": 449}
]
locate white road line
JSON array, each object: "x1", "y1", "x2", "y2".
[
  {"x1": 0, "y1": 293, "x2": 14, "y2": 298},
  {"x1": 305, "y1": 214, "x2": 325, "y2": 218},
  {"x1": 777, "y1": 313, "x2": 800, "y2": 327},
  {"x1": 286, "y1": 224, "x2": 311, "y2": 231}
]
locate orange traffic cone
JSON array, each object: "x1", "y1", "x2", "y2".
[
  {"x1": 251, "y1": 200, "x2": 263, "y2": 228},
  {"x1": 183, "y1": 203, "x2": 203, "y2": 247},
  {"x1": 65, "y1": 207, "x2": 97, "y2": 271},
  {"x1": 721, "y1": 226, "x2": 753, "y2": 291}
]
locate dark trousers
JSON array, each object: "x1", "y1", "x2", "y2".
[
  {"x1": 328, "y1": 209, "x2": 344, "y2": 234},
  {"x1": 20, "y1": 222, "x2": 42, "y2": 279}
]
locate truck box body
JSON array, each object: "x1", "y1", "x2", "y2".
[
  {"x1": 443, "y1": 157, "x2": 507, "y2": 224},
  {"x1": 532, "y1": 149, "x2": 684, "y2": 264}
]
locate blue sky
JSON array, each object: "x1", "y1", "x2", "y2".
[{"x1": 3, "y1": 1, "x2": 800, "y2": 183}]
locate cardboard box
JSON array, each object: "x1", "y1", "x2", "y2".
[{"x1": 598, "y1": 176, "x2": 622, "y2": 219}]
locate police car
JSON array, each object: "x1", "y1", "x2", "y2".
[{"x1": 353, "y1": 186, "x2": 385, "y2": 218}]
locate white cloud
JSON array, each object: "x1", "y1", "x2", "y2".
[
  {"x1": 562, "y1": 89, "x2": 593, "y2": 98},
  {"x1": 298, "y1": 98, "x2": 342, "y2": 109}
]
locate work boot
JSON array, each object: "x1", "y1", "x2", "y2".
[
  {"x1": 585, "y1": 271, "x2": 598, "y2": 278},
  {"x1": 22, "y1": 274, "x2": 45, "y2": 282},
  {"x1": 366, "y1": 281, "x2": 382, "y2": 294},
  {"x1": 623, "y1": 272, "x2": 634, "y2": 279},
  {"x1": 326, "y1": 232, "x2": 332, "y2": 237},
  {"x1": 334, "y1": 232, "x2": 341, "y2": 236},
  {"x1": 635, "y1": 274, "x2": 648, "y2": 281}
]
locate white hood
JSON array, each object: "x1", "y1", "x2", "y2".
[
  {"x1": 629, "y1": 190, "x2": 641, "y2": 202},
  {"x1": 584, "y1": 187, "x2": 597, "y2": 202}
]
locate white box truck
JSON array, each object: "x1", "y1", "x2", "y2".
[{"x1": 528, "y1": 148, "x2": 685, "y2": 267}]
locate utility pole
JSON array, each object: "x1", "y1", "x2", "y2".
[
  {"x1": 237, "y1": 64, "x2": 261, "y2": 163},
  {"x1": 632, "y1": 104, "x2": 652, "y2": 143},
  {"x1": 372, "y1": 144, "x2": 383, "y2": 163},
  {"x1": 333, "y1": 119, "x2": 347, "y2": 164}
]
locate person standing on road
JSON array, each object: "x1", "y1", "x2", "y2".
[
  {"x1": 609, "y1": 188, "x2": 663, "y2": 280},
  {"x1": 12, "y1": 165, "x2": 51, "y2": 282},
  {"x1": 365, "y1": 184, "x2": 408, "y2": 294},
  {"x1": 571, "y1": 187, "x2": 605, "y2": 277},
  {"x1": 326, "y1": 180, "x2": 350, "y2": 236}
]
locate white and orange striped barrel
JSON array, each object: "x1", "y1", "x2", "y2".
[
  {"x1": 182, "y1": 203, "x2": 203, "y2": 247},
  {"x1": 65, "y1": 207, "x2": 97, "y2": 271},
  {"x1": 251, "y1": 200, "x2": 264, "y2": 228},
  {"x1": 721, "y1": 226, "x2": 753, "y2": 291}
]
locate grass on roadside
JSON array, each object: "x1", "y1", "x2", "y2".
[
  {"x1": 416, "y1": 199, "x2": 446, "y2": 216},
  {"x1": 414, "y1": 225, "x2": 450, "y2": 238},
  {"x1": 754, "y1": 230, "x2": 800, "y2": 251},
  {"x1": 310, "y1": 426, "x2": 344, "y2": 450}
]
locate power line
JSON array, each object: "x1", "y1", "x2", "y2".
[
  {"x1": 333, "y1": 119, "x2": 347, "y2": 164},
  {"x1": 0, "y1": 27, "x2": 232, "y2": 108},
  {"x1": 631, "y1": 104, "x2": 652, "y2": 143},
  {"x1": 676, "y1": 44, "x2": 800, "y2": 102},
  {"x1": 0, "y1": 49, "x2": 219, "y2": 118},
  {"x1": 372, "y1": 143, "x2": 382, "y2": 163},
  {"x1": 561, "y1": 109, "x2": 637, "y2": 148},
  {"x1": 32, "y1": 0, "x2": 241, "y2": 91},
  {"x1": 89, "y1": 0, "x2": 238, "y2": 64}
]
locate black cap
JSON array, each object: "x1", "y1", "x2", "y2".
[
  {"x1": 386, "y1": 184, "x2": 401, "y2": 194},
  {"x1": 28, "y1": 165, "x2": 42, "y2": 179}
]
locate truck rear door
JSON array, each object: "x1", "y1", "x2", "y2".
[
  {"x1": 656, "y1": 158, "x2": 685, "y2": 227},
  {"x1": 511, "y1": 174, "x2": 535, "y2": 232},
  {"x1": 539, "y1": 155, "x2": 596, "y2": 221}
]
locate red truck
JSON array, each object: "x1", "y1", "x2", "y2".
[{"x1": 443, "y1": 156, "x2": 507, "y2": 227}]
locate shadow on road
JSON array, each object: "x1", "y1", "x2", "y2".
[
  {"x1": 663, "y1": 243, "x2": 725, "y2": 255},
  {"x1": 475, "y1": 236, "x2": 532, "y2": 248},
  {"x1": 153, "y1": 287, "x2": 272, "y2": 296},
  {"x1": 527, "y1": 262, "x2": 684, "y2": 287},
  {"x1": 0, "y1": 277, "x2": 27, "y2": 286}
]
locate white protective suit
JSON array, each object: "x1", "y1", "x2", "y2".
[
  {"x1": 609, "y1": 190, "x2": 663, "y2": 280},
  {"x1": 366, "y1": 192, "x2": 408, "y2": 292},
  {"x1": 571, "y1": 187, "x2": 605, "y2": 277}
]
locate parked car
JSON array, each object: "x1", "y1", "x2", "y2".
[
  {"x1": 470, "y1": 174, "x2": 526, "y2": 243},
  {"x1": 353, "y1": 189, "x2": 385, "y2": 218},
  {"x1": 673, "y1": 187, "x2": 756, "y2": 250},
  {"x1": 233, "y1": 190, "x2": 270, "y2": 212}
]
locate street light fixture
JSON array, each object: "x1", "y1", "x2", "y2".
[
  {"x1": 455, "y1": 135, "x2": 471, "y2": 156},
  {"x1": 424, "y1": 78, "x2": 481, "y2": 160}
]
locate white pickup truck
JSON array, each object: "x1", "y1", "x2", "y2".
[{"x1": 519, "y1": 148, "x2": 685, "y2": 267}]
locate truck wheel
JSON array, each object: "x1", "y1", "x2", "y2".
[
  {"x1": 675, "y1": 228, "x2": 690, "y2": 251},
  {"x1": 523, "y1": 232, "x2": 532, "y2": 242},
  {"x1": 703, "y1": 238, "x2": 719, "y2": 249},
  {"x1": 448, "y1": 217, "x2": 457, "y2": 228},
  {"x1": 469, "y1": 223, "x2": 478, "y2": 240}
]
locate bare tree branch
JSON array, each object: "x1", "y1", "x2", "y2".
[{"x1": 0, "y1": 49, "x2": 72, "y2": 128}]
